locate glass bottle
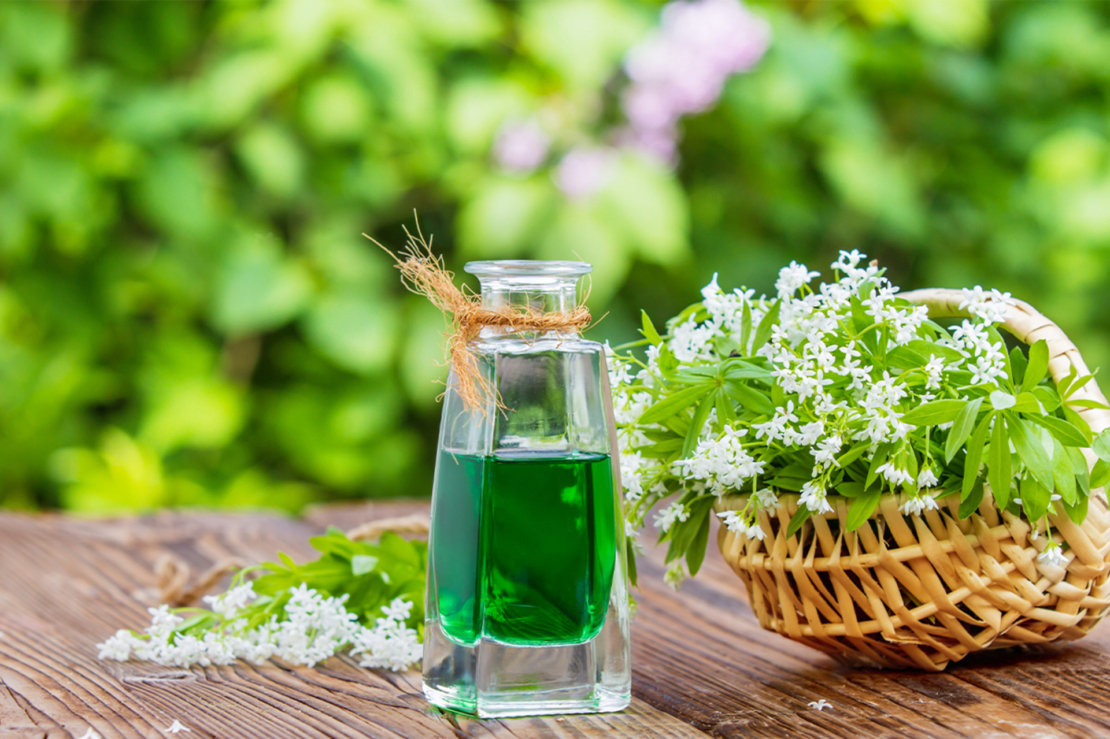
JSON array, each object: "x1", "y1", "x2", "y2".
[{"x1": 421, "y1": 260, "x2": 631, "y2": 718}]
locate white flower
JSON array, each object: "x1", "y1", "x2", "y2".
[
  {"x1": 799, "y1": 481, "x2": 833, "y2": 515},
  {"x1": 718, "y1": 510, "x2": 745, "y2": 534},
  {"x1": 754, "y1": 487, "x2": 780, "y2": 509},
  {"x1": 350, "y1": 597, "x2": 423, "y2": 672},
  {"x1": 203, "y1": 582, "x2": 256, "y2": 619},
  {"x1": 775, "y1": 261, "x2": 820, "y2": 297},
  {"x1": 78, "y1": 730, "x2": 102, "y2": 739},
  {"x1": 653, "y1": 502, "x2": 690, "y2": 533},
  {"x1": 1037, "y1": 542, "x2": 1067, "y2": 569},
  {"x1": 900, "y1": 494, "x2": 939, "y2": 517},
  {"x1": 716, "y1": 511, "x2": 766, "y2": 541},
  {"x1": 96, "y1": 629, "x2": 142, "y2": 661},
  {"x1": 664, "y1": 561, "x2": 688, "y2": 591},
  {"x1": 164, "y1": 720, "x2": 191, "y2": 734},
  {"x1": 812, "y1": 435, "x2": 843, "y2": 467},
  {"x1": 917, "y1": 468, "x2": 939, "y2": 488},
  {"x1": 924, "y1": 357, "x2": 945, "y2": 390},
  {"x1": 876, "y1": 462, "x2": 913, "y2": 488},
  {"x1": 753, "y1": 401, "x2": 798, "y2": 441},
  {"x1": 808, "y1": 699, "x2": 832, "y2": 711}
]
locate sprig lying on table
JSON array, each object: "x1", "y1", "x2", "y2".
[{"x1": 97, "y1": 528, "x2": 425, "y2": 671}]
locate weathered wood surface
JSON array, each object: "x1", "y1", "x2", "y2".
[{"x1": 0, "y1": 502, "x2": 1109, "y2": 738}]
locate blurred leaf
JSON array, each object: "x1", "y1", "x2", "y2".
[
  {"x1": 906, "y1": 0, "x2": 989, "y2": 49},
  {"x1": 520, "y1": 0, "x2": 649, "y2": 90},
  {"x1": 302, "y1": 291, "x2": 398, "y2": 375},
  {"x1": 235, "y1": 122, "x2": 305, "y2": 198},
  {"x1": 537, "y1": 205, "x2": 629, "y2": 305},
  {"x1": 212, "y1": 235, "x2": 313, "y2": 335},
  {"x1": 458, "y1": 176, "x2": 556, "y2": 258},
  {"x1": 403, "y1": 0, "x2": 500, "y2": 47},
  {"x1": 446, "y1": 77, "x2": 534, "y2": 154},
  {"x1": 141, "y1": 377, "x2": 245, "y2": 453},
  {"x1": 300, "y1": 75, "x2": 374, "y2": 145},
  {"x1": 597, "y1": 154, "x2": 690, "y2": 266}
]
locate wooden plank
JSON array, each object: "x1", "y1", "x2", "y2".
[
  {"x1": 4, "y1": 502, "x2": 1110, "y2": 737},
  {"x1": 0, "y1": 511, "x2": 700, "y2": 739}
]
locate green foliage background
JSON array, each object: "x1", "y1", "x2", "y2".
[{"x1": 3, "y1": 0, "x2": 1110, "y2": 512}]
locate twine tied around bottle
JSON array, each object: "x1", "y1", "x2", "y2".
[{"x1": 365, "y1": 224, "x2": 592, "y2": 413}]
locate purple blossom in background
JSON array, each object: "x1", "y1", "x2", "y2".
[
  {"x1": 493, "y1": 119, "x2": 550, "y2": 173},
  {"x1": 622, "y1": 0, "x2": 770, "y2": 162},
  {"x1": 555, "y1": 147, "x2": 616, "y2": 200},
  {"x1": 502, "y1": 0, "x2": 769, "y2": 198}
]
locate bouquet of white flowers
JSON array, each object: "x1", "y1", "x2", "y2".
[{"x1": 610, "y1": 251, "x2": 1110, "y2": 590}]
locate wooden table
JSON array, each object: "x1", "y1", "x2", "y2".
[{"x1": 2, "y1": 501, "x2": 1109, "y2": 738}]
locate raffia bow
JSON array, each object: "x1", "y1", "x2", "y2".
[{"x1": 365, "y1": 224, "x2": 591, "y2": 413}]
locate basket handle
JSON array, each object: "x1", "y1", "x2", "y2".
[{"x1": 902, "y1": 288, "x2": 1110, "y2": 436}]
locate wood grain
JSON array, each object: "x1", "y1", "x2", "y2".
[{"x1": 1, "y1": 503, "x2": 1109, "y2": 738}]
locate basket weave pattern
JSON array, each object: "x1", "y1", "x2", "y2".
[{"x1": 716, "y1": 289, "x2": 1110, "y2": 670}]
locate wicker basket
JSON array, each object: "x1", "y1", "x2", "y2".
[{"x1": 715, "y1": 289, "x2": 1110, "y2": 671}]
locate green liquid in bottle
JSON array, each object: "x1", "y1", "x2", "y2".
[{"x1": 430, "y1": 450, "x2": 617, "y2": 647}]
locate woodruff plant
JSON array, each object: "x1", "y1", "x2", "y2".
[{"x1": 610, "y1": 251, "x2": 1110, "y2": 588}]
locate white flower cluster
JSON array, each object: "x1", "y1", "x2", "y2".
[
  {"x1": 676, "y1": 425, "x2": 765, "y2": 495},
  {"x1": 611, "y1": 250, "x2": 1020, "y2": 543},
  {"x1": 97, "y1": 584, "x2": 421, "y2": 672}
]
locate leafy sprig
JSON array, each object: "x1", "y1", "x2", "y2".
[{"x1": 97, "y1": 529, "x2": 426, "y2": 670}]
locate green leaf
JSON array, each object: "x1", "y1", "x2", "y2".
[
  {"x1": 1063, "y1": 405, "x2": 1094, "y2": 440},
  {"x1": 682, "y1": 393, "x2": 716, "y2": 457},
  {"x1": 1033, "y1": 386, "x2": 1061, "y2": 413},
  {"x1": 1093, "y1": 429, "x2": 1110, "y2": 463},
  {"x1": 351, "y1": 554, "x2": 379, "y2": 576},
  {"x1": 740, "y1": 300, "x2": 752, "y2": 355},
  {"x1": 1063, "y1": 373, "x2": 1097, "y2": 399},
  {"x1": 946, "y1": 397, "x2": 983, "y2": 463},
  {"x1": 837, "y1": 443, "x2": 870, "y2": 469},
  {"x1": 639, "y1": 383, "x2": 714, "y2": 425},
  {"x1": 686, "y1": 514, "x2": 711, "y2": 576},
  {"x1": 303, "y1": 292, "x2": 398, "y2": 375},
  {"x1": 640, "y1": 310, "x2": 662, "y2": 345},
  {"x1": 866, "y1": 444, "x2": 892, "y2": 489},
  {"x1": 836, "y1": 480, "x2": 866, "y2": 498},
  {"x1": 961, "y1": 412, "x2": 992, "y2": 498},
  {"x1": 1057, "y1": 365, "x2": 1078, "y2": 398},
  {"x1": 786, "y1": 505, "x2": 811, "y2": 538},
  {"x1": 901, "y1": 399, "x2": 967, "y2": 427},
  {"x1": 846, "y1": 488, "x2": 881, "y2": 531},
  {"x1": 1052, "y1": 439, "x2": 1077, "y2": 506},
  {"x1": 1065, "y1": 399, "x2": 1110, "y2": 409},
  {"x1": 724, "y1": 380, "x2": 774, "y2": 415},
  {"x1": 599, "y1": 153, "x2": 690, "y2": 265},
  {"x1": 752, "y1": 299, "x2": 781, "y2": 352},
  {"x1": 988, "y1": 416, "x2": 1012, "y2": 509},
  {"x1": 213, "y1": 237, "x2": 314, "y2": 336},
  {"x1": 989, "y1": 391, "x2": 1016, "y2": 410},
  {"x1": 1020, "y1": 339, "x2": 1049, "y2": 394},
  {"x1": 714, "y1": 388, "x2": 737, "y2": 428},
  {"x1": 1027, "y1": 414, "x2": 1090, "y2": 447},
  {"x1": 959, "y1": 477, "x2": 984, "y2": 518},
  {"x1": 1069, "y1": 446, "x2": 1090, "y2": 497},
  {"x1": 1091, "y1": 459, "x2": 1110, "y2": 489},
  {"x1": 1011, "y1": 392, "x2": 1042, "y2": 414},
  {"x1": 1009, "y1": 345, "x2": 1028, "y2": 389},
  {"x1": 1020, "y1": 474, "x2": 1052, "y2": 521},
  {"x1": 1008, "y1": 415, "x2": 1055, "y2": 490},
  {"x1": 626, "y1": 537, "x2": 638, "y2": 588},
  {"x1": 1065, "y1": 495, "x2": 1088, "y2": 526}
]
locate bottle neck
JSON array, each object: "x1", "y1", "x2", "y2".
[
  {"x1": 479, "y1": 275, "x2": 578, "y2": 314},
  {"x1": 464, "y1": 260, "x2": 591, "y2": 341}
]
